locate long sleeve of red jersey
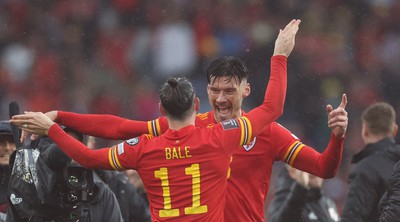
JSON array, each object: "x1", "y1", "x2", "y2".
[
  {"x1": 48, "y1": 124, "x2": 112, "y2": 169},
  {"x1": 56, "y1": 111, "x2": 150, "y2": 140},
  {"x1": 243, "y1": 55, "x2": 287, "y2": 137},
  {"x1": 290, "y1": 133, "x2": 345, "y2": 179}
]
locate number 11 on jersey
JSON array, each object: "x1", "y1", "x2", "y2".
[{"x1": 154, "y1": 163, "x2": 208, "y2": 218}]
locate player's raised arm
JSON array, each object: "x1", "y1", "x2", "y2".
[
  {"x1": 244, "y1": 19, "x2": 300, "y2": 136},
  {"x1": 219, "y1": 19, "x2": 301, "y2": 151}
]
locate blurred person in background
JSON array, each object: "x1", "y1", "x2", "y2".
[
  {"x1": 0, "y1": 121, "x2": 15, "y2": 222},
  {"x1": 125, "y1": 169, "x2": 150, "y2": 206},
  {"x1": 34, "y1": 19, "x2": 348, "y2": 222},
  {"x1": 268, "y1": 165, "x2": 339, "y2": 222},
  {"x1": 86, "y1": 136, "x2": 151, "y2": 222},
  {"x1": 378, "y1": 159, "x2": 400, "y2": 221},
  {"x1": 341, "y1": 102, "x2": 400, "y2": 222}
]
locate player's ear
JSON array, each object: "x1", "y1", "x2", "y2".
[
  {"x1": 194, "y1": 97, "x2": 200, "y2": 111},
  {"x1": 243, "y1": 82, "x2": 251, "y2": 98},
  {"x1": 159, "y1": 103, "x2": 166, "y2": 116}
]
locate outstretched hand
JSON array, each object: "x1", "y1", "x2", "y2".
[
  {"x1": 10, "y1": 111, "x2": 56, "y2": 138},
  {"x1": 17, "y1": 110, "x2": 58, "y2": 142},
  {"x1": 327, "y1": 94, "x2": 348, "y2": 138},
  {"x1": 273, "y1": 19, "x2": 301, "y2": 57}
]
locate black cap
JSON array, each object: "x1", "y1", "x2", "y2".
[{"x1": 0, "y1": 121, "x2": 12, "y2": 134}]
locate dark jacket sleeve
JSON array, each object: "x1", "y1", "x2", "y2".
[
  {"x1": 341, "y1": 162, "x2": 381, "y2": 222},
  {"x1": 101, "y1": 171, "x2": 151, "y2": 222},
  {"x1": 90, "y1": 181, "x2": 124, "y2": 222},
  {"x1": 379, "y1": 161, "x2": 400, "y2": 222},
  {"x1": 268, "y1": 169, "x2": 308, "y2": 222}
]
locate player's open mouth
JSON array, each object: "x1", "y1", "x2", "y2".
[{"x1": 217, "y1": 107, "x2": 230, "y2": 116}]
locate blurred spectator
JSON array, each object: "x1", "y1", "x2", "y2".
[
  {"x1": 128, "y1": 1, "x2": 196, "y2": 85},
  {"x1": 341, "y1": 102, "x2": 400, "y2": 222},
  {"x1": 268, "y1": 166, "x2": 339, "y2": 222},
  {"x1": 378, "y1": 160, "x2": 400, "y2": 221},
  {"x1": 86, "y1": 136, "x2": 151, "y2": 222},
  {"x1": 0, "y1": 121, "x2": 15, "y2": 221},
  {"x1": 125, "y1": 169, "x2": 149, "y2": 206}
]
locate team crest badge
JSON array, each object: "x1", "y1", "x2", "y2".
[
  {"x1": 243, "y1": 137, "x2": 257, "y2": 151},
  {"x1": 126, "y1": 137, "x2": 139, "y2": 146}
]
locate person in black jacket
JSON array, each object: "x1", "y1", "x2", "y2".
[
  {"x1": 268, "y1": 165, "x2": 339, "y2": 222},
  {"x1": 0, "y1": 121, "x2": 15, "y2": 222},
  {"x1": 341, "y1": 102, "x2": 400, "y2": 222},
  {"x1": 378, "y1": 159, "x2": 400, "y2": 221}
]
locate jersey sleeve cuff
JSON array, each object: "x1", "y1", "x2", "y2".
[{"x1": 271, "y1": 55, "x2": 288, "y2": 61}]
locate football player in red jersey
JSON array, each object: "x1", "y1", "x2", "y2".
[{"x1": 11, "y1": 19, "x2": 300, "y2": 222}]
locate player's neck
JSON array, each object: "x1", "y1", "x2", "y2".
[{"x1": 167, "y1": 116, "x2": 196, "y2": 131}]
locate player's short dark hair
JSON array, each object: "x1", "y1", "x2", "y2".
[
  {"x1": 206, "y1": 56, "x2": 249, "y2": 84},
  {"x1": 159, "y1": 77, "x2": 195, "y2": 120},
  {"x1": 362, "y1": 102, "x2": 396, "y2": 136}
]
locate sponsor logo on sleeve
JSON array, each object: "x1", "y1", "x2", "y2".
[
  {"x1": 126, "y1": 137, "x2": 139, "y2": 146},
  {"x1": 221, "y1": 119, "x2": 239, "y2": 130}
]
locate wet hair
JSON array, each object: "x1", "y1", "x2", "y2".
[
  {"x1": 206, "y1": 56, "x2": 249, "y2": 84},
  {"x1": 159, "y1": 77, "x2": 196, "y2": 120},
  {"x1": 362, "y1": 102, "x2": 396, "y2": 136}
]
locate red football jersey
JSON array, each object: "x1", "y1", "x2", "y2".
[{"x1": 148, "y1": 111, "x2": 343, "y2": 222}]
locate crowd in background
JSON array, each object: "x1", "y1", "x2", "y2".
[{"x1": 0, "y1": 0, "x2": 399, "y2": 219}]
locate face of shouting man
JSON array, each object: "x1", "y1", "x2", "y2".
[{"x1": 207, "y1": 76, "x2": 250, "y2": 122}]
